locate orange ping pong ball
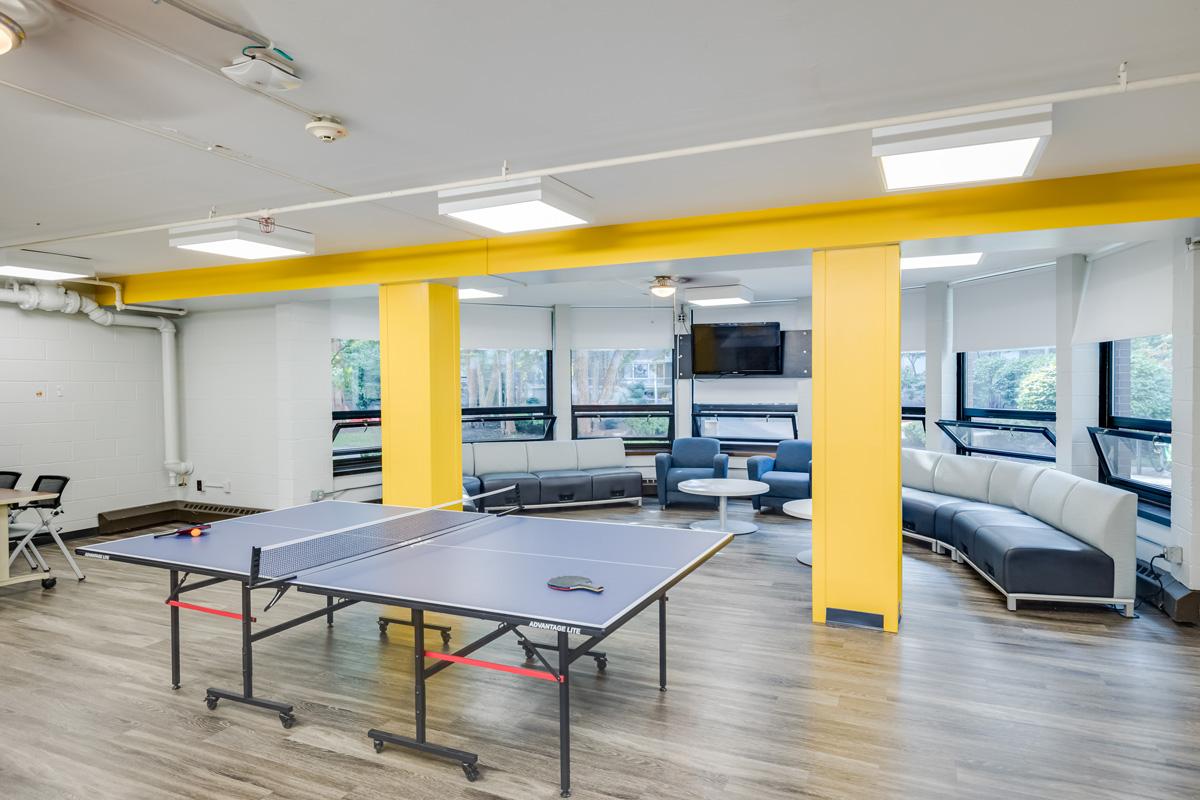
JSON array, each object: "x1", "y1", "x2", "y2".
[{"x1": 189, "y1": 527, "x2": 203, "y2": 537}]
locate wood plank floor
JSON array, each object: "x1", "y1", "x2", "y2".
[{"x1": 2, "y1": 501, "x2": 1199, "y2": 800}]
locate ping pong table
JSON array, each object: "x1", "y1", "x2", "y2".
[{"x1": 76, "y1": 499, "x2": 730, "y2": 797}]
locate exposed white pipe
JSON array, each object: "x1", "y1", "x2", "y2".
[
  {"x1": 6, "y1": 64, "x2": 1200, "y2": 250},
  {"x1": 0, "y1": 281, "x2": 193, "y2": 486}
]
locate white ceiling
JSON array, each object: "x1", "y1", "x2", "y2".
[{"x1": 2, "y1": 0, "x2": 1200, "y2": 276}]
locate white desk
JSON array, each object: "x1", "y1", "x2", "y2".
[
  {"x1": 678, "y1": 478, "x2": 770, "y2": 535},
  {"x1": 1, "y1": 489, "x2": 59, "y2": 590},
  {"x1": 782, "y1": 499, "x2": 813, "y2": 566}
]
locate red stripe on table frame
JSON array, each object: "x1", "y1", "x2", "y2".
[
  {"x1": 166, "y1": 600, "x2": 255, "y2": 622},
  {"x1": 424, "y1": 650, "x2": 563, "y2": 682}
]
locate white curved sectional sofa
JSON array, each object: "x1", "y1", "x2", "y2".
[{"x1": 902, "y1": 449, "x2": 1137, "y2": 617}]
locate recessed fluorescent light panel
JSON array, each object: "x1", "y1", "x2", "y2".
[
  {"x1": 0, "y1": 248, "x2": 94, "y2": 281},
  {"x1": 168, "y1": 219, "x2": 315, "y2": 260},
  {"x1": 872, "y1": 105, "x2": 1052, "y2": 191},
  {"x1": 438, "y1": 176, "x2": 592, "y2": 234},
  {"x1": 458, "y1": 287, "x2": 507, "y2": 300},
  {"x1": 899, "y1": 252, "x2": 983, "y2": 270},
  {"x1": 684, "y1": 284, "x2": 754, "y2": 307}
]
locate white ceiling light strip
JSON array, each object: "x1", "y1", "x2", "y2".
[{"x1": 6, "y1": 63, "x2": 1200, "y2": 250}]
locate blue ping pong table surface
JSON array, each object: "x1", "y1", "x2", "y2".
[{"x1": 78, "y1": 500, "x2": 731, "y2": 635}]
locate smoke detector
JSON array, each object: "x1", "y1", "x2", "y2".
[
  {"x1": 306, "y1": 115, "x2": 347, "y2": 143},
  {"x1": 221, "y1": 54, "x2": 302, "y2": 92}
]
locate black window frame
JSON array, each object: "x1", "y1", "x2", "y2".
[
  {"x1": 460, "y1": 348, "x2": 556, "y2": 443},
  {"x1": 690, "y1": 403, "x2": 799, "y2": 453},
  {"x1": 954, "y1": 350, "x2": 1057, "y2": 461},
  {"x1": 936, "y1": 418, "x2": 1057, "y2": 463},
  {"x1": 1094, "y1": 340, "x2": 1172, "y2": 516},
  {"x1": 332, "y1": 409, "x2": 383, "y2": 476},
  {"x1": 569, "y1": 346, "x2": 676, "y2": 453}
]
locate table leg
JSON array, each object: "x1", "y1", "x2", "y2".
[
  {"x1": 170, "y1": 570, "x2": 181, "y2": 689},
  {"x1": 718, "y1": 496, "x2": 728, "y2": 531},
  {"x1": 558, "y1": 630, "x2": 572, "y2": 797},
  {"x1": 658, "y1": 595, "x2": 667, "y2": 692}
]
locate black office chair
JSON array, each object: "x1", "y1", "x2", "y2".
[
  {"x1": 0, "y1": 471, "x2": 19, "y2": 490},
  {"x1": 8, "y1": 475, "x2": 82, "y2": 582}
]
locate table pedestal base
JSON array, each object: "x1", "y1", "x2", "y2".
[
  {"x1": 689, "y1": 519, "x2": 759, "y2": 536},
  {"x1": 796, "y1": 549, "x2": 812, "y2": 567}
]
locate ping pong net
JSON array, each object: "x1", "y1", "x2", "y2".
[{"x1": 248, "y1": 508, "x2": 491, "y2": 587}]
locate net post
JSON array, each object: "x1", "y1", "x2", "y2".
[{"x1": 249, "y1": 546, "x2": 262, "y2": 588}]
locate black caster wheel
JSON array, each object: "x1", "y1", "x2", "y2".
[
  {"x1": 595, "y1": 657, "x2": 608, "y2": 672},
  {"x1": 279, "y1": 713, "x2": 295, "y2": 729},
  {"x1": 78, "y1": 575, "x2": 87, "y2": 582},
  {"x1": 441, "y1": 631, "x2": 452, "y2": 647},
  {"x1": 373, "y1": 739, "x2": 384, "y2": 753},
  {"x1": 462, "y1": 762, "x2": 479, "y2": 782},
  {"x1": 205, "y1": 695, "x2": 218, "y2": 711},
  {"x1": 41, "y1": 577, "x2": 56, "y2": 589},
  {"x1": 171, "y1": 684, "x2": 181, "y2": 691},
  {"x1": 378, "y1": 621, "x2": 389, "y2": 635},
  {"x1": 521, "y1": 644, "x2": 536, "y2": 661}
]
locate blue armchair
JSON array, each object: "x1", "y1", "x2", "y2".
[
  {"x1": 747, "y1": 440, "x2": 812, "y2": 511},
  {"x1": 655, "y1": 437, "x2": 729, "y2": 508}
]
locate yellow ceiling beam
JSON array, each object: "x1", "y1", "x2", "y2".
[{"x1": 104, "y1": 163, "x2": 1200, "y2": 304}]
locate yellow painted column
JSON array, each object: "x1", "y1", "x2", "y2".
[
  {"x1": 811, "y1": 245, "x2": 902, "y2": 632},
  {"x1": 379, "y1": 282, "x2": 462, "y2": 508}
]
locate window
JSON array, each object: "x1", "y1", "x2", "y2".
[
  {"x1": 332, "y1": 339, "x2": 382, "y2": 475},
  {"x1": 692, "y1": 404, "x2": 798, "y2": 450},
  {"x1": 571, "y1": 348, "x2": 674, "y2": 449},
  {"x1": 956, "y1": 347, "x2": 1056, "y2": 461},
  {"x1": 1094, "y1": 335, "x2": 1172, "y2": 515},
  {"x1": 461, "y1": 349, "x2": 554, "y2": 441},
  {"x1": 901, "y1": 351, "x2": 926, "y2": 448}
]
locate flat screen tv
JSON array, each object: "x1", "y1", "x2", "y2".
[{"x1": 692, "y1": 322, "x2": 783, "y2": 375}]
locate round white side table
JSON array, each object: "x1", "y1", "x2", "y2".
[
  {"x1": 782, "y1": 499, "x2": 813, "y2": 566},
  {"x1": 678, "y1": 478, "x2": 771, "y2": 535}
]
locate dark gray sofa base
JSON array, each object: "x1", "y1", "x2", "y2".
[
  {"x1": 902, "y1": 489, "x2": 1133, "y2": 616},
  {"x1": 476, "y1": 468, "x2": 643, "y2": 511}
]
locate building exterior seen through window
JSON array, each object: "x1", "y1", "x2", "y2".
[{"x1": 571, "y1": 348, "x2": 673, "y2": 445}]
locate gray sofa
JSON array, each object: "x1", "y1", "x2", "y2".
[
  {"x1": 464, "y1": 439, "x2": 643, "y2": 511},
  {"x1": 902, "y1": 449, "x2": 1136, "y2": 616}
]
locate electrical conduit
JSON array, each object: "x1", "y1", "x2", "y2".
[{"x1": 0, "y1": 281, "x2": 193, "y2": 486}]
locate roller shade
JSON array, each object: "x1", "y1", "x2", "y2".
[
  {"x1": 461, "y1": 305, "x2": 552, "y2": 350},
  {"x1": 901, "y1": 288, "x2": 925, "y2": 351},
  {"x1": 1073, "y1": 241, "x2": 1173, "y2": 344},
  {"x1": 570, "y1": 307, "x2": 674, "y2": 349},
  {"x1": 953, "y1": 267, "x2": 1055, "y2": 352}
]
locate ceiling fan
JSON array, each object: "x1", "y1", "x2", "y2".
[{"x1": 648, "y1": 275, "x2": 690, "y2": 298}]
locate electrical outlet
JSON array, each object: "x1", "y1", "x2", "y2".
[
  {"x1": 223, "y1": 480, "x2": 232, "y2": 494},
  {"x1": 1164, "y1": 546, "x2": 1184, "y2": 564}
]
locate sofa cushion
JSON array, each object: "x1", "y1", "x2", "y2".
[
  {"x1": 527, "y1": 441, "x2": 579, "y2": 472},
  {"x1": 666, "y1": 467, "x2": 717, "y2": 492},
  {"x1": 473, "y1": 442, "x2": 529, "y2": 475},
  {"x1": 479, "y1": 472, "x2": 539, "y2": 507},
  {"x1": 971, "y1": 523, "x2": 1115, "y2": 598},
  {"x1": 760, "y1": 470, "x2": 810, "y2": 499},
  {"x1": 951, "y1": 507, "x2": 1046, "y2": 557},
  {"x1": 774, "y1": 440, "x2": 813, "y2": 473},
  {"x1": 671, "y1": 437, "x2": 720, "y2": 468},
  {"x1": 588, "y1": 469, "x2": 642, "y2": 500},
  {"x1": 901, "y1": 488, "x2": 966, "y2": 538},
  {"x1": 462, "y1": 444, "x2": 475, "y2": 476},
  {"x1": 1026, "y1": 468, "x2": 1080, "y2": 530},
  {"x1": 932, "y1": 501, "x2": 1021, "y2": 548},
  {"x1": 1012, "y1": 464, "x2": 1044, "y2": 514},
  {"x1": 902, "y1": 449, "x2": 943, "y2": 492},
  {"x1": 535, "y1": 470, "x2": 592, "y2": 504},
  {"x1": 988, "y1": 460, "x2": 1037, "y2": 509},
  {"x1": 461, "y1": 475, "x2": 482, "y2": 497},
  {"x1": 932, "y1": 455, "x2": 996, "y2": 502},
  {"x1": 576, "y1": 438, "x2": 626, "y2": 470},
  {"x1": 1059, "y1": 479, "x2": 1137, "y2": 599}
]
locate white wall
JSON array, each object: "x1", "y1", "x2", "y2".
[
  {"x1": 179, "y1": 302, "x2": 335, "y2": 510},
  {"x1": 0, "y1": 304, "x2": 170, "y2": 532}
]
